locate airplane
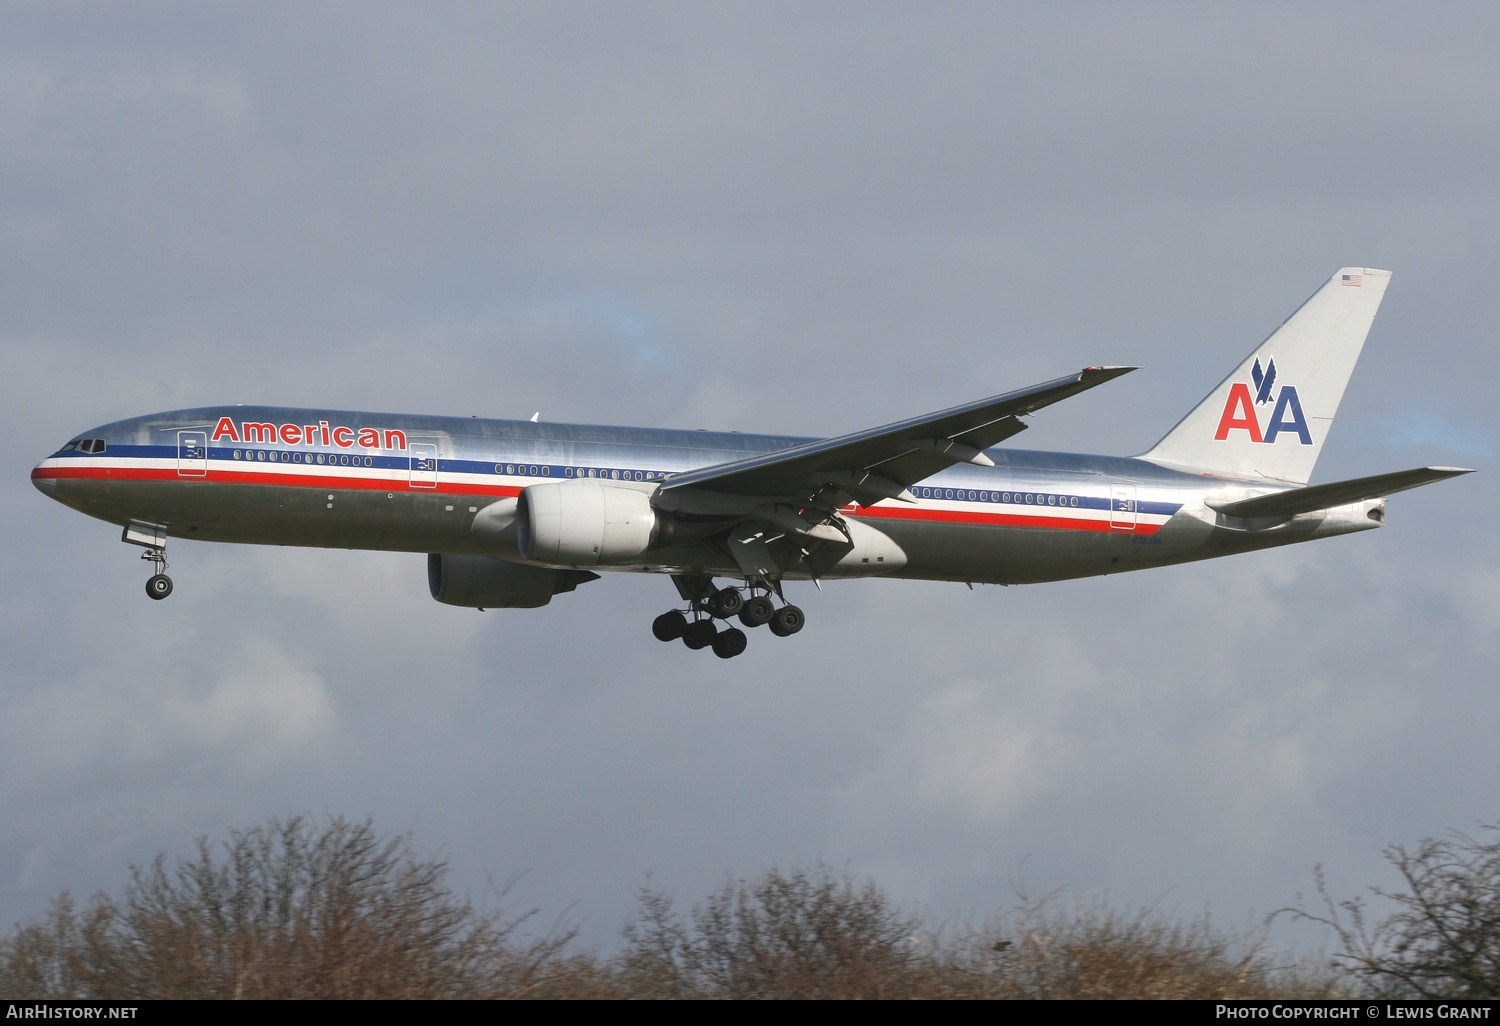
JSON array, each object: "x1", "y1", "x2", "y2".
[{"x1": 32, "y1": 267, "x2": 1471, "y2": 659}]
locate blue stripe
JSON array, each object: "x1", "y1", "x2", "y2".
[{"x1": 64, "y1": 444, "x2": 1186, "y2": 518}]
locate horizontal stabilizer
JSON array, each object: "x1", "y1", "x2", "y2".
[{"x1": 1207, "y1": 466, "x2": 1472, "y2": 519}]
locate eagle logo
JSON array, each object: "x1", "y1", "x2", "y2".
[{"x1": 1251, "y1": 357, "x2": 1277, "y2": 405}]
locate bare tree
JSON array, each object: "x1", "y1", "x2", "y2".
[
  {"x1": 1282, "y1": 824, "x2": 1500, "y2": 999},
  {"x1": 1, "y1": 821, "x2": 1351, "y2": 999},
  {"x1": 0, "y1": 816, "x2": 578, "y2": 999},
  {"x1": 0, "y1": 893, "x2": 115, "y2": 1000},
  {"x1": 960, "y1": 893, "x2": 1329, "y2": 1000},
  {"x1": 619, "y1": 865, "x2": 924, "y2": 999}
]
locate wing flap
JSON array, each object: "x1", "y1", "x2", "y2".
[
  {"x1": 661, "y1": 366, "x2": 1134, "y2": 501},
  {"x1": 1207, "y1": 466, "x2": 1472, "y2": 518}
]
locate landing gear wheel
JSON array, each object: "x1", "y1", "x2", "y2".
[
  {"x1": 652, "y1": 609, "x2": 688, "y2": 642},
  {"x1": 769, "y1": 604, "x2": 804, "y2": 637},
  {"x1": 710, "y1": 586, "x2": 744, "y2": 618},
  {"x1": 682, "y1": 620, "x2": 718, "y2": 650},
  {"x1": 712, "y1": 627, "x2": 748, "y2": 659},
  {"x1": 738, "y1": 595, "x2": 775, "y2": 628},
  {"x1": 146, "y1": 574, "x2": 173, "y2": 600}
]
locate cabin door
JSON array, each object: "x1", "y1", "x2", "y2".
[
  {"x1": 1109, "y1": 484, "x2": 1137, "y2": 530},
  {"x1": 409, "y1": 443, "x2": 438, "y2": 489},
  {"x1": 176, "y1": 430, "x2": 208, "y2": 478}
]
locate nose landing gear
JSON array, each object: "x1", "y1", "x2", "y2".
[
  {"x1": 143, "y1": 549, "x2": 173, "y2": 600},
  {"x1": 123, "y1": 521, "x2": 174, "y2": 600}
]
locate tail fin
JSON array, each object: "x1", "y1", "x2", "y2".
[{"x1": 1140, "y1": 267, "x2": 1391, "y2": 484}]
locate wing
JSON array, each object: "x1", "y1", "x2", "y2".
[
  {"x1": 661, "y1": 366, "x2": 1135, "y2": 507},
  {"x1": 1207, "y1": 466, "x2": 1473, "y2": 519}
]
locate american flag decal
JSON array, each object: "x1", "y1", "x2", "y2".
[{"x1": 1341, "y1": 273, "x2": 1363, "y2": 287}]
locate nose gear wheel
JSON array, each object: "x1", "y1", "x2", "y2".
[{"x1": 140, "y1": 547, "x2": 173, "y2": 601}]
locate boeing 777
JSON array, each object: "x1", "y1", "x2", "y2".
[{"x1": 32, "y1": 268, "x2": 1470, "y2": 658}]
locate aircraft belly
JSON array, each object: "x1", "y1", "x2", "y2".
[
  {"x1": 65, "y1": 474, "x2": 1343, "y2": 583},
  {"x1": 59, "y1": 479, "x2": 488, "y2": 553},
  {"x1": 882, "y1": 510, "x2": 1218, "y2": 585}
]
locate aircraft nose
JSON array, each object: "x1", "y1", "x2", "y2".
[{"x1": 31, "y1": 464, "x2": 57, "y2": 498}]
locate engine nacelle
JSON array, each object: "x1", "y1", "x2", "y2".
[
  {"x1": 516, "y1": 481, "x2": 670, "y2": 566},
  {"x1": 427, "y1": 553, "x2": 598, "y2": 608}
]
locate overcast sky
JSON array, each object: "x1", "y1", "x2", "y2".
[{"x1": 2, "y1": 2, "x2": 1496, "y2": 951}]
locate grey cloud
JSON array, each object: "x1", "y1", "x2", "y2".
[{"x1": 2, "y1": 2, "x2": 1495, "y2": 950}]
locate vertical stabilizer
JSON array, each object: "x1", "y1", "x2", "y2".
[{"x1": 1140, "y1": 267, "x2": 1391, "y2": 484}]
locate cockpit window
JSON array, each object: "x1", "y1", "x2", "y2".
[
  {"x1": 59, "y1": 438, "x2": 106, "y2": 454},
  {"x1": 60, "y1": 440, "x2": 80, "y2": 452}
]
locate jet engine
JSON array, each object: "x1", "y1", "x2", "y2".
[
  {"x1": 515, "y1": 481, "x2": 674, "y2": 566},
  {"x1": 427, "y1": 553, "x2": 598, "y2": 608}
]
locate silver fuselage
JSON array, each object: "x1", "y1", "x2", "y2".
[{"x1": 32, "y1": 405, "x2": 1383, "y2": 587}]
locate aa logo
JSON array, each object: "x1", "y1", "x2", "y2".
[{"x1": 1213, "y1": 357, "x2": 1312, "y2": 445}]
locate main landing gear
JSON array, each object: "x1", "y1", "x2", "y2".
[{"x1": 652, "y1": 581, "x2": 804, "y2": 659}]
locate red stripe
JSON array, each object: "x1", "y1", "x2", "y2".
[
  {"x1": 33, "y1": 464, "x2": 523, "y2": 498},
  {"x1": 856, "y1": 503, "x2": 1160, "y2": 535},
  {"x1": 35, "y1": 465, "x2": 1160, "y2": 535}
]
